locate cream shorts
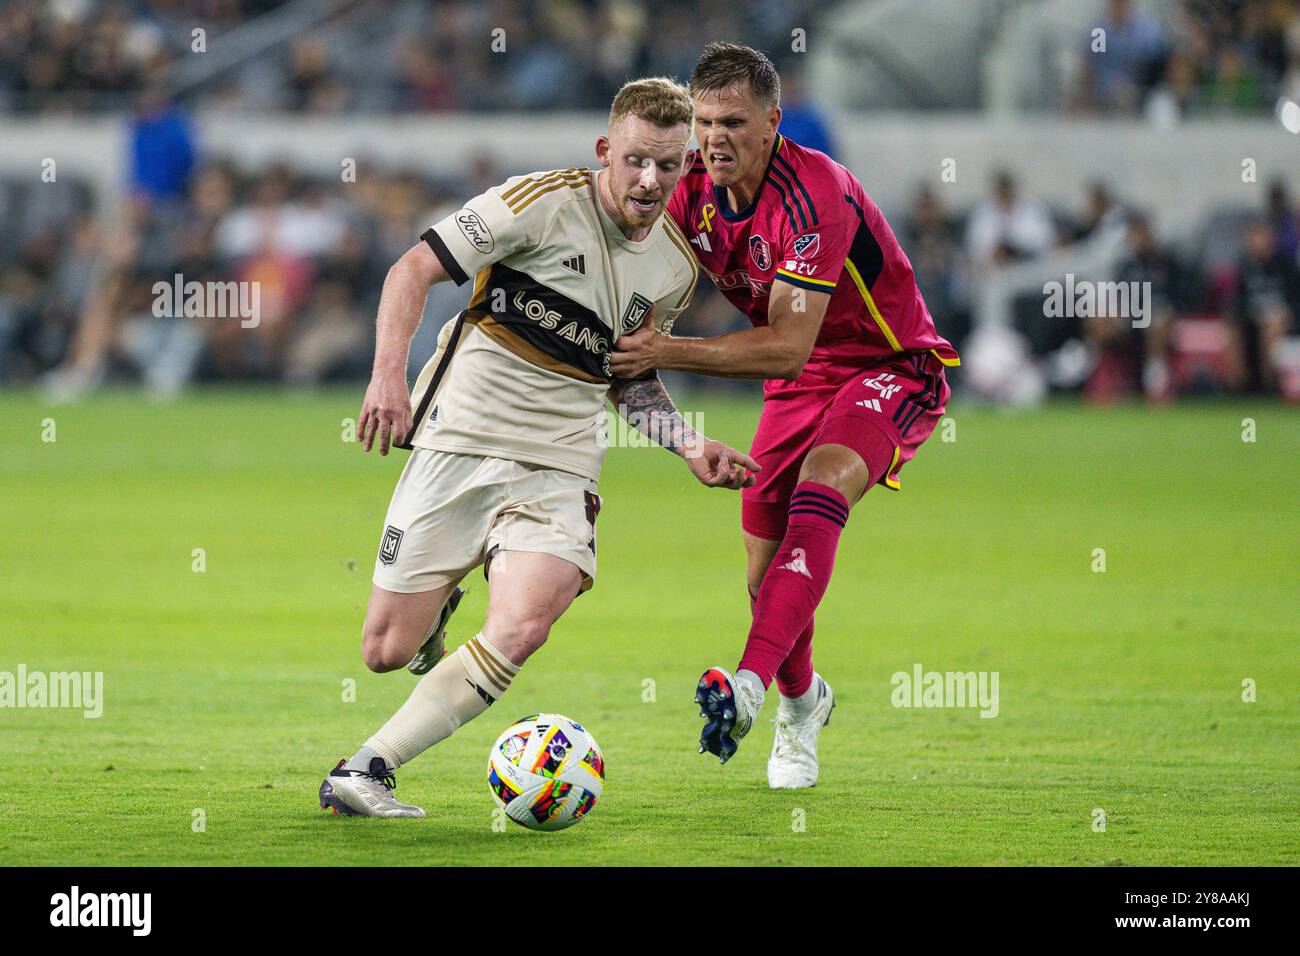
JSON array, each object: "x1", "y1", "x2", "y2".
[{"x1": 372, "y1": 449, "x2": 600, "y2": 594}]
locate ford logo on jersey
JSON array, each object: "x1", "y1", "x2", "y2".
[
  {"x1": 455, "y1": 209, "x2": 494, "y2": 253},
  {"x1": 749, "y1": 234, "x2": 772, "y2": 271}
]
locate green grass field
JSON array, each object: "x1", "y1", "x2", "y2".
[{"x1": 0, "y1": 388, "x2": 1295, "y2": 866}]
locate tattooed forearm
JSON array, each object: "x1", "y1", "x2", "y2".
[{"x1": 607, "y1": 376, "x2": 699, "y2": 456}]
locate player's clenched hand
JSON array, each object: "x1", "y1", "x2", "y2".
[
  {"x1": 358, "y1": 372, "x2": 412, "y2": 456},
  {"x1": 609, "y1": 324, "x2": 663, "y2": 379},
  {"x1": 684, "y1": 439, "x2": 760, "y2": 490}
]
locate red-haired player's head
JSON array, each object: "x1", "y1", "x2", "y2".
[{"x1": 596, "y1": 77, "x2": 694, "y2": 240}]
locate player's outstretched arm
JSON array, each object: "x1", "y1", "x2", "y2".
[
  {"x1": 609, "y1": 283, "x2": 831, "y2": 382},
  {"x1": 359, "y1": 242, "x2": 451, "y2": 455},
  {"x1": 607, "y1": 375, "x2": 758, "y2": 490}
]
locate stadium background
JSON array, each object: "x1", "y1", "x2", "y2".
[
  {"x1": 0, "y1": 0, "x2": 1295, "y2": 866},
  {"x1": 3, "y1": 0, "x2": 1299, "y2": 399}
]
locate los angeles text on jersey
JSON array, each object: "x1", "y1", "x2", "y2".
[
  {"x1": 509, "y1": 288, "x2": 610, "y2": 363},
  {"x1": 468, "y1": 261, "x2": 613, "y2": 383}
]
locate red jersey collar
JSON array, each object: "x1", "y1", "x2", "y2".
[{"x1": 714, "y1": 134, "x2": 784, "y2": 223}]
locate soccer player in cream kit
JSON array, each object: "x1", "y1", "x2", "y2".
[
  {"x1": 320, "y1": 78, "x2": 758, "y2": 817},
  {"x1": 612, "y1": 44, "x2": 959, "y2": 788}
]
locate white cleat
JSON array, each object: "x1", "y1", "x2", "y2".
[
  {"x1": 319, "y1": 758, "x2": 426, "y2": 818},
  {"x1": 767, "y1": 675, "x2": 835, "y2": 789},
  {"x1": 696, "y1": 666, "x2": 763, "y2": 764}
]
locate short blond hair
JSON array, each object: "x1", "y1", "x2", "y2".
[{"x1": 609, "y1": 76, "x2": 693, "y2": 130}]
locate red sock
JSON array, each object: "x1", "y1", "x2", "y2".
[
  {"x1": 739, "y1": 482, "x2": 847, "y2": 688},
  {"x1": 776, "y1": 618, "x2": 815, "y2": 698},
  {"x1": 749, "y1": 585, "x2": 815, "y2": 699}
]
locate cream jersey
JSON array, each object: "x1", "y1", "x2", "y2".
[{"x1": 400, "y1": 167, "x2": 698, "y2": 480}]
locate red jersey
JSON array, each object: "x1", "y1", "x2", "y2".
[{"x1": 667, "y1": 134, "x2": 959, "y2": 370}]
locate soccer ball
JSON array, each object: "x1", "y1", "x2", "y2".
[{"x1": 487, "y1": 713, "x2": 605, "y2": 831}]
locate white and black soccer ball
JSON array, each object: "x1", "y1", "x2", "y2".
[{"x1": 487, "y1": 713, "x2": 605, "y2": 832}]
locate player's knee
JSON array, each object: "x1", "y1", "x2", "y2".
[
  {"x1": 361, "y1": 621, "x2": 411, "y2": 673},
  {"x1": 484, "y1": 614, "x2": 552, "y2": 666},
  {"x1": 798, "y1": 447, "x2": 871, "y2": 500},
  {"x1": 798, "y1": 459, "x2": 859, "y2": 492}
]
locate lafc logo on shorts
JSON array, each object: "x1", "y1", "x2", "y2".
[{"x1": 379, "y1": 525, "x2": 404, "y2": 566}]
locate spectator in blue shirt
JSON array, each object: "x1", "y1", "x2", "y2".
[
  {"x1": 129, "y1": 86, "x2": 196, "y2": 204},
  {"x1": 776, "y1": 64, "x2": 835, "y2": 157}
]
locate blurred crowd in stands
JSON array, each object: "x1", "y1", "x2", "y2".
[
  {"x1": 0, "y1": 0, "x2": 820, "y2": 113},
  {"x1": 3, "y1": 129, "x2": 1296, "y2": 403},
  {"x1": 0, "y1": 143, "x2": 504, "y2": 396},
  {"x1": 902, "y1": 171, "x2": 1299, "y2": 403},
  {"x1": 1069, "y1": 0, "x2": 1300, "y2": 120},
  {"x1": 0, "y1": 0, "x2": 1298, "y2": 403},
  {"x1": 2, "y1": 0, "x2": 1296, "y2": 116}
]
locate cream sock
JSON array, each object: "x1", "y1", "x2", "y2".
[{"x1": 364, "y1": 633, "x2": 519, "y2": 768}]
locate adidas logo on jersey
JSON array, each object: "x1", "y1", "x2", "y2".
[
  {"x1": 856, "y1": 398, "x2": 882, "y2": 412},
  {"x1": 691, "y1": 233, "x2": 712, "y2": 253},
  {"x1": 779, "y1": 547, "x2": 812, "y2": 578},
  {"x1": 560, "y1": 254, "x2": 586, "y2": 276}
]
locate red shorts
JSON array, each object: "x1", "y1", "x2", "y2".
[{"x1": 741, "y1": 351, "x2": 951, "y2": 540}]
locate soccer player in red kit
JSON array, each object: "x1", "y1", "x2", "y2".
[{"x1": 610, "y1": 43, "x2": 959, "y2": 788}]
